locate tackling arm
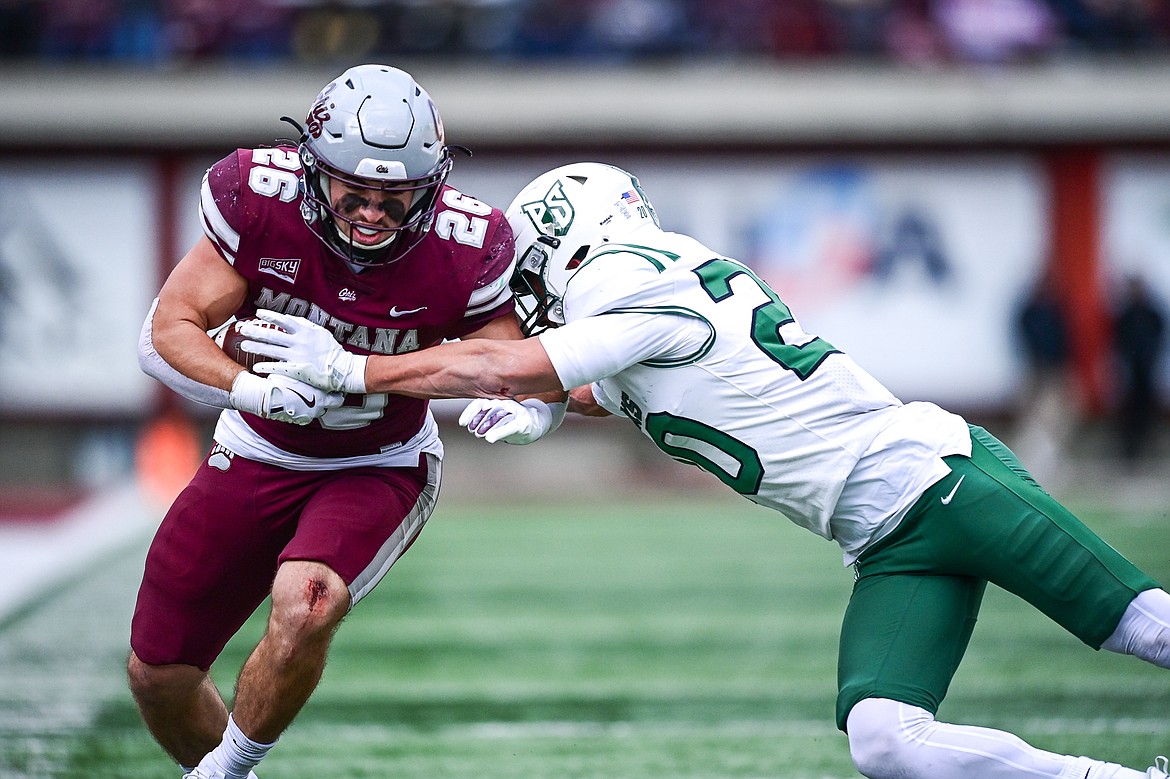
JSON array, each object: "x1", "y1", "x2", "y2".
[
  {"x1": 245, "y1": 308, "x2": 568, "y2": 442},
  {"x1": 458, "y1": 312, "x2": 568, "y2": 405},
  {"x1": 402, "y1": 315, "x2": 570, "y2": 443},
  {"x1": 363, "y1": 336, "x2": 564, "y2": 400},
  {"x1": 248, "y1": 309, "x2": 566, "y2": 401}
]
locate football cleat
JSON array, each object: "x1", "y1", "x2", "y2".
[{"x1": 1147, "y1": 756, "x2": 1169, "y2": 779}]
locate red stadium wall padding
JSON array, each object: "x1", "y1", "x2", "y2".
[
  {"x1": 154, "y1": 155, "x2": 185, "y2": 415},
  {"x1": 1046, "y1": 148, "x2": 1110, "y2": 415}
]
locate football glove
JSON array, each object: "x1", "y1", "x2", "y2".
[
  {"x1": 229, "y1": 371, "x2": 344, "y2": 425},
  {"x1": 241, "y1": 310, "x2": 367, "y2": 394},
  {"x1": 458, "y1": 398, "x2": 566, "y2": 445}
]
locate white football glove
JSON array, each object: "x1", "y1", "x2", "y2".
[
  {"x1": 229, "y1": 371, "x2": 344, "y2": 425},
  {"x1": 458, "y1": 398, "x2": 566, "y2": 445},
  {"x1": 241, "y1": 310, "x2": 367, "y2": 394}
]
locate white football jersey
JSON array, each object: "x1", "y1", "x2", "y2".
[{"x1": 539, "y1": 230, "x2": 970, "y2": 563}]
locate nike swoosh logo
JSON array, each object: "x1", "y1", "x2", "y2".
[
  {"x1": 940, "y1": 474, "x2": 965, "y2": 505},
  {"x1": 389, "y1": 305, "x2": 427, "y2": 317},
  {"x1": 285, "y1": 387, "x2": 316, "y2": 408}
]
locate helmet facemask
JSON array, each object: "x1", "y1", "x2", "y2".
[
  {"x1": 299, "y1": 143, "x2": 452, "y2": 267},
  {"x1": 510, "y1": 237, "x2": 596, "y2": 336},
  {"x1": 510, "y1": 237, "x2": 564, "y2": 336}
]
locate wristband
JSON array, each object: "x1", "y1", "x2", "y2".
[
  {"x1": 341, "y1": 354, "x2": 368, "y2": 394},
  {"x1": 228, "y1": 371, "x2": 271, "y2": 417}
]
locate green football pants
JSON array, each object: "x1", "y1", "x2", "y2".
[{"x1": 835, "y1": 425, "x2": 1160, "y2": 731}]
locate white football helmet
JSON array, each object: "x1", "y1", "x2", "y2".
[
  {"x1": 296, "y1": 64, "x2": 453, "y2": 266},
  {"x1": 504, "y1": 162, "x2": 661, "y2": 335}
]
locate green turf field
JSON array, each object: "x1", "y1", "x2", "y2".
[{"x1": 1, "y1": 493, "x2": 1167, "y2": 778}]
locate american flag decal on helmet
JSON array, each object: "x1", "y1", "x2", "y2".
[{"x1": 621, "y1": 190, "x2": 642, "y2": 205}]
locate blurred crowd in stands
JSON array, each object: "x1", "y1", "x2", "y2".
[{"x1": 0, "y1": 0, "x2": 1167, "y2": 68}]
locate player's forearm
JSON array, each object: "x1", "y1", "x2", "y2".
[
  {"x1": 152, "y1": 309, "x2": 244, "y2": 392},
  {"x1": 363, "y1": 339, "x2": 563, "y2": 400}
]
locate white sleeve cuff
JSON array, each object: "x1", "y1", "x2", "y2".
[{"x1": 228, "y1": 371, "x2": 271, "y2": 417}]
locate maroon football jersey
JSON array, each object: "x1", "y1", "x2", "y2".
[{"x1": 200, "y1": 146, "x2": 517, "y2": 457}]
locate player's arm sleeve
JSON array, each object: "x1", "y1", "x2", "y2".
[
  {"x1": 138, "y1": 297, "x2": 232, "y2": 408},
  {"x1": 537, "y1": 311, "x2": 711, "y2": 390}
]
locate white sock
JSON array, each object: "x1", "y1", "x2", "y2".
[
  {"x1": 846, "y1": 698, "x2": 1146, "y2": 779},
  {"x1": 196, "y1": 714, "x2": 276, "y2": 779},
  {"x1": 1101, "y1": 588, "x2": 1170, "y2": 668},
  {"x1": 1087, "y1": 762, "x2": 1149, "y2": 779}
]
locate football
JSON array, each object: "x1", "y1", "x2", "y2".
[{"x1": 214, "y1": 317, "x2": 284, "y2": 373}]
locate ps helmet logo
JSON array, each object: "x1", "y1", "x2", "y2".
[
  {"x1": 376, "y1": 164, "x2": 389, "y2": 173},
  {"x1": 520, "y1": 180, "x2": 574, "y2": 238}
]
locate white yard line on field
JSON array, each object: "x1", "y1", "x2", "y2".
[{"x1": 305, "y1": 716, "x2": 1169, "y2": 743}]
